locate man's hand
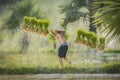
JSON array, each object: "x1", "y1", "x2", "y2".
[{"x1": 50, "y1": 30, "x2": 55, "y2": 35}]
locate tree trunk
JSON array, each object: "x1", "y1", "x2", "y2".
[
  {"x1": 86, "y1": 0, "x2": 96, "y2": 33},
  {"x1": 20, "y1": 33, "x2": 29, "y2": 53}
]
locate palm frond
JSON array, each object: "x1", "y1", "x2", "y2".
[{"x1": 92, "y1": 0, "x2": 120, "y2": 45}]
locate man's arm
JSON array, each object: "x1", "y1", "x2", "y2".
[{"x1": 55, "y1": 33, "x2": 59, "y2": 40}]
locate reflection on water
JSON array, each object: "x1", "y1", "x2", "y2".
[{"x1": 0, "y1": 74, "x2": 120, "y2": 80}]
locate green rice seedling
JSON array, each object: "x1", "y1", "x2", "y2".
[
  {"x1": 90, "y1": 35, "x2": 97, "y2": 49},
  {"x1": 83, "y1": 31, "x2": 89, "y2": 46},
  {"x1": 88, "y1": 32, "x2": 97, "y2": 48},
  {"x1": 38, "y1": 20, "x2": 43, "y2": 34},
  {"x1": 75, "y1": 29, "x2": 101, "y2": 49},
  {"x1": 44, "y1": 21, "x2": 49, "y2": 29},
  {"x1": 33, "y1": 19, "x2": 38, "y2": 31},
  {"x1": 21, "y1": 16, "x2": 50, "y2": 36},
  {"x1": 34, "y1": 20, "x2": 39, "y2": 32},
  {"x1": 75, "y1": 30, "x2": 82, "y2": 43},
  {"x1": 75, "y1": 36, "x2": 79, "y2": 43},
  {"x1": 80, "y1": 30, "x2": 87, "y2": 44},
  {"x1": 98, "y1": 37, "x2": 105, "y2": 50},
  {"x1": 30, "y1": 17, "x2": 37, "y2": 30},
  {"x1": 43, "y1": 21, "x2": 49, "y2": 35},
  {"x1": 26, "y1": 17, "x2": 32, "y2": 30},
  {"x1": 85, "y1": 32, "x2": 92, "y2": 47},
  {"x1": 23, "y1": 16, "x2": 29, "y2": 24},
  {"x1": 79, "y1": 30, "x2": 84, "y2": 43},
  {"x1": 23, "y1": 16, "x2": 30, "y2": 28},
  {"x1": 42, "y1": 21, "x2": 46, "y2": 34}
]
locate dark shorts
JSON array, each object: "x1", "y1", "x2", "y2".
[{"x1": 58, "y1": 44, "x2": 68, "y2": 58}]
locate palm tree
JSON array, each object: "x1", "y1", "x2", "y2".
[
  {"x1": 59, "y1": 0, "x2": 96, "y2": 32},
  {"x1": 92, "y1": 0, "x2": 120, "y2": 47}
]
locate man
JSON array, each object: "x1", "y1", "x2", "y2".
[{"x1": 54, "y1": 30, "x2": 71, "y2": 68}]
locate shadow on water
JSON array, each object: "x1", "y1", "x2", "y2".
[{"x1": 0, "y1": 74, "x2": 120, "y2": 80}]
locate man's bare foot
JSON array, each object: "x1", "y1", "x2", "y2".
[
  {"x1": 59, "y1": 66, "x2": 64, "y2": 69},
  {"x1": 69, "y1": 61, "x2": 71, "y2": 67}
]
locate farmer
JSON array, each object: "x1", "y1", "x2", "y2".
[{"x1": 52, "y1": 30, "x2": 71, "y2": 68}]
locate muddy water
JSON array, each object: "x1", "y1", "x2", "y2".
[{"x1": 0, "y1": 74, "x2": 120, "y2": 80}]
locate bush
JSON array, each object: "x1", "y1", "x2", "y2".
[{"x1": 102, "y1": 63, "x2": 120, "y2": 73}]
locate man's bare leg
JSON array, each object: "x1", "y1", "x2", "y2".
[
  {"x1": 63, "y1": 57, "x2": 71, "y2": 67},
  {"x1": 58, "y1": 56, "x2": 64, "y2": 68}
]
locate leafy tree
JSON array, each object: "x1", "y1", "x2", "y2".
[
  {"x1": 2, "y1": 0, "x2": 45, "y2": 53},
  {"x1": 0, "y1": 0, "x2": 22, "y2": 7},
  {"x1": 4, "y1": 0, "x2": 44, "y2": 30}
]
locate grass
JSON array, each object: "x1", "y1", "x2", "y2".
[
  {"x1": 0, "y1": 49, "x2": 120, "y2": 74},
  {"x1": 104, "y1": 50, "x2": 120, "y2": 53},
  {"x1": 0, "y1": 50, "x2": 100, "y2": 74}
]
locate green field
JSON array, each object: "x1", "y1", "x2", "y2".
[
  {"x1": 0, "y1": 0, "x2": 120, "y2": 74},
  {"x1": 0, "y1": 48, "x2": 120, "y2": 74}
]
